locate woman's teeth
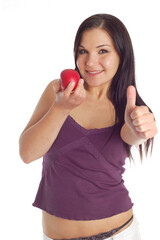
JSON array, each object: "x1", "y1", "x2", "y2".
[{"x1": 87, "y1": 70, "x2": 103, "y2": 74}]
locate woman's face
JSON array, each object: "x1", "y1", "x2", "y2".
[{"x1": 76, "y1": 28, "x2": 120, "y2": 88}]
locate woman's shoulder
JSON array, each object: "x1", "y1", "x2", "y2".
[
  {"x1": 46, "y1": 79, "x2": 60, "y2": 92},
  {"x1": 42, "y1": 79, "x2": 60, "y2": 102},
  {"x1": 22, "y1": 79, "x2": 60, "y2": 133}
]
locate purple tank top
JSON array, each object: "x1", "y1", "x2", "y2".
[{"x1": 33, "y1": 115, "x2": 133, "y2": 220}]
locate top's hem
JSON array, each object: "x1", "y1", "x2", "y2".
[{"x1": 32, "y1": 202, "x2": 134, "y2": 221}]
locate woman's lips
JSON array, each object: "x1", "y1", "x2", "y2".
[{"x1": 86, "y1": 70, "x2": 104, "y2": 76}]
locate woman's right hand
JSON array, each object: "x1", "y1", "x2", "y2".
[{"x1": 53, "y1": 78, "x2": 86, "y2": 112}]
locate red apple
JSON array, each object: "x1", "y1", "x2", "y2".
[{"x1": 60, "y1": 69, "x2": 80, "y2": 90}]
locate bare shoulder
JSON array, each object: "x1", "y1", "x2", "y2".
[
  {"x1": 42, "y1": 79, "x2": 59, "y2": 102},
  {"x1": 31, "y1": 79, "x2": 59, "y2": 113},
  {"x1": 21, "y1": 79, "x2": 59, "y2": 134}
]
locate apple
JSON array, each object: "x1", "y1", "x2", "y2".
[{"x1": 60, "y1": 69, "x2": 80, "y2": 90}]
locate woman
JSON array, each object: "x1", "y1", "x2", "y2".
[{"x1": 19, "y1": 14, "x2": 157, "y2": 240}]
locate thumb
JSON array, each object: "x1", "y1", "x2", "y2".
[{"x1": 126, "y1": 85, "x2": 136, "y2": 112}]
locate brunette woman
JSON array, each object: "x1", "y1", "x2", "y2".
[{"x1": 19, "y1": 14, "x2": 157, "y2": 240}]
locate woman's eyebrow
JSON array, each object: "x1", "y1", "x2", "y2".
[
  {"x1": 79, "y1": 44, "x2": 110, "y2": 48},
  {"x1": 79, "y1": 44, "x2": 85, "y2": 48},
  {"x1": 96, "y1": 44, "x2": 110, "y2": 48}
]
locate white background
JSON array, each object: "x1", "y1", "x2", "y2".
[{"x1": 0, "y1": 0, "x2": 160, "y2": 239}]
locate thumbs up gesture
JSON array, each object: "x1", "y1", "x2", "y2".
[{"x1": 125, "y1": 86, "x2": 157, "y2": 140}]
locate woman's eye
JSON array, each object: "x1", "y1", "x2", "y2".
[
  {"x1": 78, "y1": 49, "x2": 87, "y2": 54},
  {"x1": 99, "y1": 49, "x2": 109, "y2": 54}
]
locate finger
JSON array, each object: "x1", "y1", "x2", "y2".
[
  {"x1": 132, "y1": 112, "x2": 154, "y2": 126},
  {"x1": 77, "y1": 78, "x2": 84, "y2": 87},
  {"x1": 130, "y1": 106, "x2": 150, "y2": 120},
  {"x1": 81, "y1": 89, "x2": 87, "y2": 99},
  {"x1": 135, "y1": 121, "x2": 155, "y2": 133},
  {"x1": 73, "y1": 79, "x2": 84, "y2": 94},
  {"x1": 140, "y1": 127, "x2": 158, "y2": 139},
  {"x1": 126, "y1": 86, "x2": 136, "y2": 113},
  {"x1": 64, "y1": 81, "x2": 76, "y2": 97}
]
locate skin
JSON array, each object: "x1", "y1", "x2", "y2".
[{"x1": 19, "y1": 28, "x2": 157, "y2": 239}]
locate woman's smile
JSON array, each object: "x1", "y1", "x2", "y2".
[{"x1": 86, "y1": 69, "x2": 104, "y2": 76}]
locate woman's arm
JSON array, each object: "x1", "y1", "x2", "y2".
[
  {"x1": 121, "y1": 86, "x2": 158, "y2": 145},
  {"x1": 19, "y1": 79, "x2": 86, "y2": 164}
]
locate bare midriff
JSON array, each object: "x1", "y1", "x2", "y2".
[{"x1": 42, "y1": 208, "x2": 133, "y2": 239}]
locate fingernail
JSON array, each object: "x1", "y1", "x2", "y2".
[
  {"x1": 70, "y1": 81, "x2": 75, "y2": 86},
  {"x1": 79, "y1": 79, "x2": 84, "y2": 84}
]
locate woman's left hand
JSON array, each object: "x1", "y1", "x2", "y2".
[{"x1": 124, "y1": 86, "x2": 158, "y2": 140}]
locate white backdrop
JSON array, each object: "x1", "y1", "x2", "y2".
[{"x1": 0, "y1": 0, "x2": 160, "y2": 239}]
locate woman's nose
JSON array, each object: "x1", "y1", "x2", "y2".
[{"x1": 86, "y1": 53, "x2": 98, "y2": 67}]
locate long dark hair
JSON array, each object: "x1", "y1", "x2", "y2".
[{"x1": 73, "y1": 13, "x2": 153, "y2": 160}]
